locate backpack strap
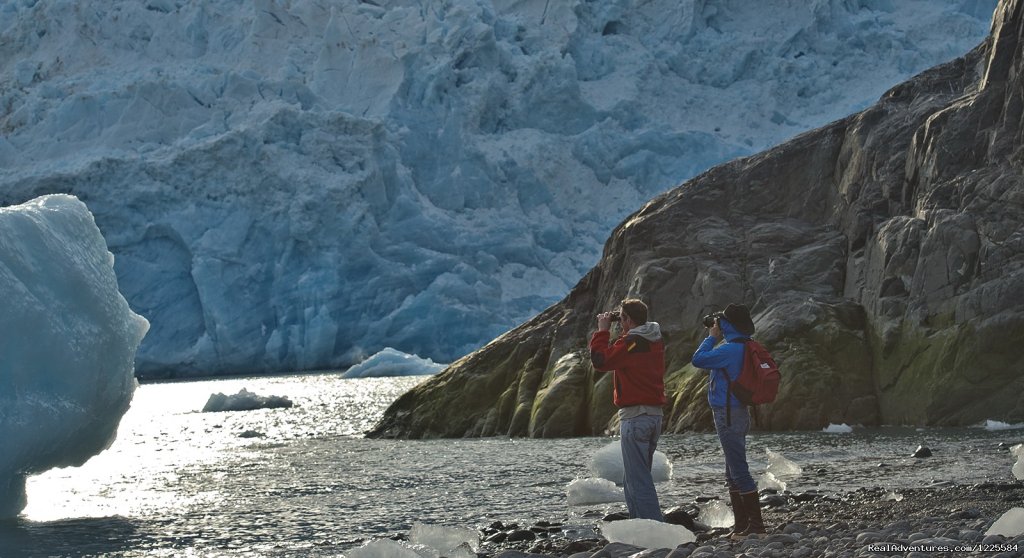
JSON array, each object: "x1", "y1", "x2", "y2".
[
  {"x1": 718, "y1": 368, "x2": 735, "y2": 427},
  {"x1": 720, "y1": 337, "x2": 753, "y2": 428}
]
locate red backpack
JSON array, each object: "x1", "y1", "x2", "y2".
[
  {"x1": 731, "y1": 340, "x2": 781, "y2": 405},
  {"x1": 718, "y1": 339, "x2": 781, "y2": 426}
]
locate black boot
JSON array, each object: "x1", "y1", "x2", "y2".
[
  {"x1": 728, "y1": 490, "x2": 746, "y2": 537},
  {"x1": 730, "y1": 491, "x2": 766, "y2": 539}
]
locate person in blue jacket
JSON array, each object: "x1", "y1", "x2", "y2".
[{"x1": 691, "y1": 303, "x2": 766, "y2": 539}]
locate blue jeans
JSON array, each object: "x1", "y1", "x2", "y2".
[
  {"x1": 620, "y1": 414, "x2": 664, "y2": 521},
  {"x1": 712, "y1": 406, "x2": 757, "y2": 493}
]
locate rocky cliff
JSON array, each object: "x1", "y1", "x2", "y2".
[{"x1": 369, "y1": 0, "x2": 1024, "y2": 438}]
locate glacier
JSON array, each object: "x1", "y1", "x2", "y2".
[
  {"x1": 0, "y1": 195, "x2": 149, "y2": 518},
  {"x1": 0, "y1": 0, "x2": 996, "y2": 377}
]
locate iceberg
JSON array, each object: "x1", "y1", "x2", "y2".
[
  {"x1": 982, "y1": 420, "x2": 1024, "y2": 431},
  {"x1": 201, "y1": 388, "x2": 293, "y2": 413},
  {"x1": 823, "y1": 423, "x2": 854, "y2": 433},
  {"x1": 0, "y1": 195, "x2": 149, "y2": 518},
  {"x1": 341, "y1": 348, "x2": 446, "y2": 379}
]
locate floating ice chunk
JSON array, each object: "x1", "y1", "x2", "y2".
[
  {"x1": 758, "y1": 472, "x2": 787, "y2": 492},
  {"x1": 0, "y1": 195, "x2": 149, "y2": 518},
  {"x1": 823, "y1": 423, "x2": 853, "y2": 433},
  {"x1": 986, "y1": 508, "x2": 1024, "y2": 537},
  {"x1": 698, "y1": 499, "x2": 735, "y2": 528},
  {"x1": 600, "y1": 518, "x2": 695, "y2": 549},
  {"x1": 766, "y1": 448, "x2": 803, "y2": 477},
  {"x1": 1011, "y1": 444, "x2": 1024, "y2": 457},
  {"x1": 885, "y1": 491, "x2": 904, "y2": 502},
  {"x1": 202, "y1": 388, "x2": 293, "y2": 412},
  {"x1": 566, "y1": 477, "x2": 623, "y2": 505},
  {"x1": 981, "y1": 420, "x2": 1024, "y2": 431},
  {"x1": 589, "y1": 441, "x2": 672, "y2": 484},
  {"x1": 409, "y1": 523, "x2": 479, "y2": 556},
  {"x1": 345, "y1": 539, "x2": 424, "y2": 558},
  {"x1": 341, "y1": 348, "x2": 446, "y2": 378}
]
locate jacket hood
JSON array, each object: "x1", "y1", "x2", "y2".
[
  {"x1": 719, "y1": 318, "x2": 749, "y2": 342},
  {"x1": 628, "y1": 321, "x2": 662, "y2": 342}
]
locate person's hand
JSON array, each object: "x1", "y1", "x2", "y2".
[
  {"x1": 709, "y1": 321, "x2": 723, "y2": 340},
  {"x1": 597, "y1": 312, "x2": 613, "y2": 332}
]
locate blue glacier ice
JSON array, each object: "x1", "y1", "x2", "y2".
[
  {"x1": 0, "y1": 0, "x2": 997, "y2": 377},
  {"x1": 0, "y1": 195, "x2": 149, "y2": 518}
]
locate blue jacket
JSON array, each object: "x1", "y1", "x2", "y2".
[{"x1": 691, "y1": 318, "x2": 748, "y2": 408}]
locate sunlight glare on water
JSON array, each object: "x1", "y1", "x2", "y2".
[{"x1": 22, "y1": 374, "x2": 426, "y2": 523}]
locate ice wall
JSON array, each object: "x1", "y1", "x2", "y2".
[
  {"x1": 0, "y1": 0, "x2": 996, "y2": 376},
  {"x1": 0, "y1": 195, "x2": 149, "y2": 518}
]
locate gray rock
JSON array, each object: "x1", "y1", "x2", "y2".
[
  {"x1": 791, "y1": 548, "x2": 813, "y2": 558},
  {"x1": 782, "y1": 523, "x2": 809, "y2": 536},
  {"x1": 855, "y1": 531, "x2": 883, "y2": 545},
  {"x1": 589, "y1": 542, "x2": 648, "y2": 558},
  {"x1": 665, "y1": 545, "x2": 696, "y2": 558}
]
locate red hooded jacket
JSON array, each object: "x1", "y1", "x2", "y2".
[{"x1": 589, "y1": 323, "x2": 666, "y2": 408}]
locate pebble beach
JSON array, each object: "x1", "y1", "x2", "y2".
[{"x1": 473, "y1": 483, "x2": 1024, "y2": 558}]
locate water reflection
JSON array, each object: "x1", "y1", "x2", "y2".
[{"x1": 0, "y1": 516, "x2": 141, "y2": 557}]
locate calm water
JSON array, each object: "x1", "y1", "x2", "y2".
[{"x1": 1, "y1": 373, "x2": 1021, "y2": 557}]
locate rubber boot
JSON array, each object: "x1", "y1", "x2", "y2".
[
  {"x1": 727, "y1": 490, "x2": 747, "y2": 538},
  {"x1": 730, "y1": 491, "x2": 766, "y2": 540}
]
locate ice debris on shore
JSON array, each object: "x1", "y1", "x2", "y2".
[
  {"x1": 589, "y1": 442, "x2": 672, "y2": 484},
  {"x1": 566, "y1": 478, "x2": 622, "y2": 506},
  {"x1": 202, "y1": 388, "x2": 293, "y2": 413},
  {"x1": 823, "y1": 423, "x2": 854, "y2": 433},
  {"x1": 568, "y1": 442, "x2": 672, "y2": 505},
  {"x1": 347, "y1": 523, "x2": 478, "y2": 558},
  {"x1": 697, "y1": 499, "x2": 735, "y2": 528},
  {"x1": 986, "y1": 508, "x2": 1024, "y2": 538},
  {"x1": 759, "y1": 448, "x2": 803, "y2": 492},
  {"x1": 600, "y1": 518, "x2": 695, "y2": 549},
  {"x1": 1011, "y1": 444, "x2": 1024, "y2": 480},
  {"x1": 766, "y1": 449, "x2": 803, "y2": 477}
]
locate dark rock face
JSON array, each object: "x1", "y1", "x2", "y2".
[{"x1": 369, "y1": 0, "x2": 1024, "y2": 438}]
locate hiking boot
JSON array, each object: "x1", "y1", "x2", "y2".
[{"x1": 729, "y1": 491, "x2": 766, "y2": 540}]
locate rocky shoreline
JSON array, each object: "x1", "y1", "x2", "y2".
[{"x1": 464, "y1": 482, "x2": 1024, "y2": 558}]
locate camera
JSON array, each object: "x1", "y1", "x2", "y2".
[
  {"x1": 608, "y1": 313, "x2": 620, "y2": 322},
  {"x1": 702, "y1": 312, "x2": 723, "y2": 328}
]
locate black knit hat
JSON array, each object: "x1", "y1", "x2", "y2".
[{"x1": 722, "y1": 303, "x2": 755, "y2": 336}]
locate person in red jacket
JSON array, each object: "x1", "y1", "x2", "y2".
[{"x1": 590, "y1": 298, "x2": 666, "y2": 521}]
